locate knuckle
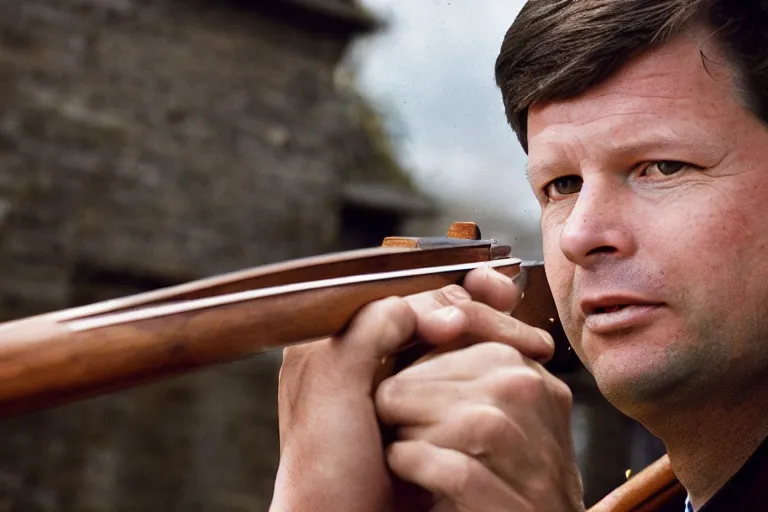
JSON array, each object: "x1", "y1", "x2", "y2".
[
  {"x1": 405, "y1": 286, "x2": 464, "y2": 312},
  {"x1": 551, "y1": 377, "x2": 574, "y2": 409},
  {"x1": 281, "y1": 344, "x2": 307, "y2": 364},
  {"x1": 374, "y1": 377, "x2": 402, "y2": 413},
  {"x1": 280, "y1": 343, "x2": 315, "y2": 377},
  {"x1": 280, "y1": 347, "x2": 296, "y2": 369},
  {"x1": 501, "y1": 316, "x2": 526, "y2": 341},
  {"x1": 477, "y1": 342, "x2": 523, "y2": 365},
  {"x1": 462, "y1": 406, "x2": 514, "y2": 450},
  {"x1": 280, "y1": 336, "x2": 333, "y2": 373},
  {"x1": 384, "y1": 296, "x2": 416, "y2": 325},
  {"x1": 371, "y1": 295, "x2": 413, "y2": 319},
  {"x1": 360, "y1": 296, "x2": 416, "y2": 340},
  {"x1": 487, "y1": 366, "x2": 545, "y2": 403},
  {"x1": 516, "y1": 367, "x2": 547, "y2": 400},
  {"x1": 439, "y1": 284, "x2": 471, "y2": 304}
]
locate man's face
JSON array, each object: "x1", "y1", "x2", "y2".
[{"x1": 526, "y1": 28, "x2": 768, "y2": 417}]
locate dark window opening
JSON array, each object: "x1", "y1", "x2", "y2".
[{"x1": 338, "y1": 204, "x2": 403, "y2": 251}]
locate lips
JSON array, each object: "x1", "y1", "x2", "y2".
[
  {"x1": 595, "y1": 304, "x2": 626, "y2": 314},
  {"x1": 581, "y1": 296, "x2": 662, "y2": 316},
  {"x1": 579, "y1": 296, "x2": 665, "y2": 334}
]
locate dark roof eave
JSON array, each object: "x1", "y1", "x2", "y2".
[
  {"x1": 266, "y1": 0, "x2": 380, "y2": 38},
  {"x1": 342, "y1": 182, "x2": 436, "y2": 217}
]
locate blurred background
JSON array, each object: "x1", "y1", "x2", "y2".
[{"x1": 0, "y1": 0, "x2": 664, "y2": 510}]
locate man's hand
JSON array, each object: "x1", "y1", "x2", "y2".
[
  {"x1": 271, "y1": 295, "x2": 417, "y2": 512},
  {"x1": 377, "y1": 342, "x2": 584, "y2": 512},
  {"x1": 270, "y1": 265, "x2": 582, "y2": 511}
]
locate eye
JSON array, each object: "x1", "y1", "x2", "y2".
[
  {"x1": 640, "y1": 160, "x2": 691, "y2": 177},
  {"x1": 544, "y1": 175, "x2": 582, "y2": 199}
]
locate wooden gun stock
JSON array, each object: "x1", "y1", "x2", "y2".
[
  {"x1": 0, "y1": 223, "x2": 560, "y2": 417},
  {"x1": 0, "y1": 222, "x2": 680, "y2": 511},
  {"x1": 589, "y1": 455, "x2": 685, "y2": 512}
]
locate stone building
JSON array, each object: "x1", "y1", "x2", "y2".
[
  {"x1": 0, "y1": 1, "x2": 432, "y2": 510},
  {"x1": 0, "y1": 0, "x2": 669, "y2": 510}
]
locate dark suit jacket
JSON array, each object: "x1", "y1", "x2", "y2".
[{"x1": 699, "y1": 436, "x2": 768, "y2": 511}]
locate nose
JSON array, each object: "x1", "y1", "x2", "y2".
[{"x1": 559, "y1": 177, "x2": 635, "y2": 267}]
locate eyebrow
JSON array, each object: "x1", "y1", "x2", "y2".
[
  {"x1": 526, "y1": 160, "x2": 566, "y2": 185},
  {"x1": 526, "y1": 134, "x2": 724, "y2": 182},
  {"x1": 523, "y1": 163, "x2": 535, "y2": 185}
]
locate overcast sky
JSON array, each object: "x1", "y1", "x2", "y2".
[{"x1": 349, "y1": 0, "x2": 538, "y2": 242}]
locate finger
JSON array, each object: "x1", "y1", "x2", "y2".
[
  {"x1": 402, "y1": 265, "x2": 522, "y2": 317},
  {"x1": 387, "y1": 341, "x2": 525, "y2": 385},
  {"x1": 387, "y1": 440, "x2": 528, "y2": 511},
  {"x1": 397, "y1": 285, "x2": 472, "y2": 351},
  {"x1": 404, "y1": 284, "x2": 472, "y2": 316},
  {"x1": 462, "y1": 265, "x2": 524, "y2": 312},
  {"x1": 395, "y1": 405, "x2": 534, "y2": 484},
  {"x1": 403, "y1": 263, "x2": 521, "y2": 321},
  {"x1": 376, "y1": 377, "x2": 471, "y2": 426},
  {"x1": 397, "y1": 275, "x2": 547, "y2": 360},
  {"x1": 328, "y1": 296, "x2": 417, "y2": 380},
  {"x1": 417, "y1": 301, "x2": 555, "y2": 363},
  {"x1": 376, "y1": 346, "x2": 533, "y2": 426},
  {"x1": 370, "y1": 288, "x2": 470, "y2": 392}
]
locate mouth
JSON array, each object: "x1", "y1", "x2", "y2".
[
  {"x1": 591, "y1": 304, "x2": 629, "y2": 315},
  {"x1": 581, "y1": 297, "x2": 664, "y2": 317},
  {"x1": 582, "y1": 302, "x2": 664, "y2": 334}
]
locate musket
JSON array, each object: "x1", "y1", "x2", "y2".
[
  {"x1": 0, "y1": 221, "x2": 679, "y2": 511},
  {"x1": 590, "y1": 455, "x2": 685, "y2": 512}
]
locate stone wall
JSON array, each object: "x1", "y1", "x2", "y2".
[
  {"x1": 0, "y1": 1, "x2": 389, "y2": 510},
  {"x1": 0, "y1": 0, "x2": 364, "y2": 315}
]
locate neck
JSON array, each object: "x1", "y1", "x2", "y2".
[{"x1": 642, "y1": 380, "x2": 768, "y2": 510}]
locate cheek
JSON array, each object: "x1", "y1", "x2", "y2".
[
  {"x1": 651, "y1": 192, "x2": 768, "y2": 375},
  {"x1": 653, "y1": 190, "x2": 756, "y2": 276},
  {"x1": 643, "y1": 185, "x2": 768, "y2": 339}
]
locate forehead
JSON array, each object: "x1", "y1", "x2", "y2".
[{"x1": 526, "y1": 27, "x2": 742, "y2": 167}]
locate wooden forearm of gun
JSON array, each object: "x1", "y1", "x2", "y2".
[
  {"x1": 0, "y1": 222, "x2": 564, "y2": 417},
  {"x1": 0, "y1": 221, "x2": 679, "y2": 511}
]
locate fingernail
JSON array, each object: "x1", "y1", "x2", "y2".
[
  {"x1": 432, "y1": 305, "x2": 462, "y2": 323},
  {"x1": 442, "y1": 285, "x2": 470, "y2": 302},
  {"x1": 538, "y1": 329, "x2": 555, "y2": 349}
]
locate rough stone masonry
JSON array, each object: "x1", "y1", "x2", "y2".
[{"x1": 0, "y1": 1, "x2": 404, "y2": 510}]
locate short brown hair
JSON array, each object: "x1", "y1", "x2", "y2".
[{"x1": 495, "y1": 0, "x2": 768, "y2": 152}]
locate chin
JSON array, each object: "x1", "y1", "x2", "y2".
[{"x1": 587, "y1": 342, "x2": 698, "y2": 412}]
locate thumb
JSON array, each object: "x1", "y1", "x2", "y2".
[{"x1": 331, "y1": 296, "x2": 418, "y2": 383}]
